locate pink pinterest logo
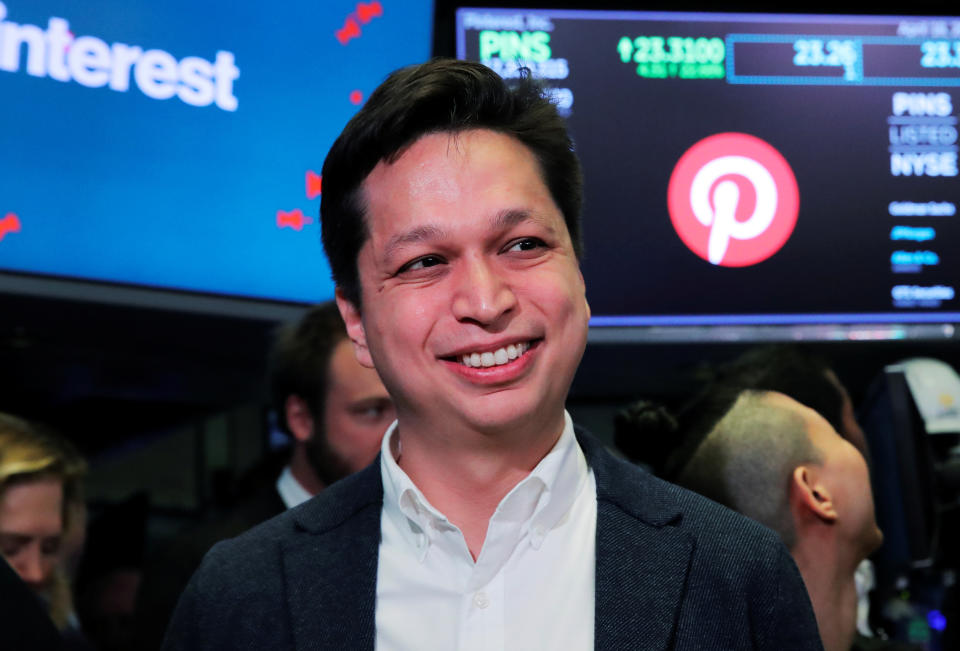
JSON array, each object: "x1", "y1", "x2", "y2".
[{"x1": 667, "y1": 133, "x2": 799, "y2": 267}]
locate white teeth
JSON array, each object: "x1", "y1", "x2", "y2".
[{"x1": 459, "y1": 342, "x2": 531, "y2": 368}]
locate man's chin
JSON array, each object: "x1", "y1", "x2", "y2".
[{"x1": 454, "y1": 398, "x2": 563, "y2": 438}]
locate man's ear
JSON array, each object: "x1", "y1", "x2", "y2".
[
  {"x1": 335, "y1": 288, "x2": 374, "y2": 368},
  {"x1": 792, "y1": 465, "x2": 838, "y2": 524},
  {"x1": 285, "y1": 395, "x2": 315, "y2": 443}
]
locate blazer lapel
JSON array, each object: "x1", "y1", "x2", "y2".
[
  {"x1": 282, "y1": 461, "x2": 384, "y2": 651},
  {"x1": 579, "y1": 431, "x2": 695, "y2": 651},
  {"x1": 595, "y1": 501, "x2": 694, "y2": 650}
]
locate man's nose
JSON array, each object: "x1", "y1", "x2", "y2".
[{"x1": 451, "y1": 256, "x2": 517, "y2": 326}]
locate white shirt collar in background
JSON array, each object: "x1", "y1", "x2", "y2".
[{"x1": 275, "y1": 465, "x2": 312, "y2": 510}]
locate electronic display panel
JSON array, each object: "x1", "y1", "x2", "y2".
[
  {"x1": 456, "y1": 9, "x2": 960, "y2": 336},
  {"x1": 0, "y1": 1, "x2": 433, "y2": 306}
]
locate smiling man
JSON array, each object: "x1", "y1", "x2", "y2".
[{"x1": 163, "y1": 59, "x2": 823, "y2": 650}]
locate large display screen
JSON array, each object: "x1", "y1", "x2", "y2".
[
  {"x1": 0, "y1": 0, "x2": 433, "y2": 305},
  {"x1": 456, "y1": 9, "x2": 960, "y2": 334}
]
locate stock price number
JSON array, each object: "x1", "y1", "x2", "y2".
[
  {"x1": 617, "y1": 35, "x2": 725, "y2": 79},
  {"x1": 921, "y1": 41, "x2": 960, "y2": 68},
  {"x1": 793, "y1": 39, "x2": 858, "y2": 80}
]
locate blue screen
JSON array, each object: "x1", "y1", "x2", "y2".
[{"x1": 0, "y1": 0, "x2": 433, "y2": 303}]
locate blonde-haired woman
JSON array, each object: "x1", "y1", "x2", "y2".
[{"x1": 0, "y1": 412, "x2": 87, "y2": 631}]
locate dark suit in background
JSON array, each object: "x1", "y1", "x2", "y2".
[
  {"x1": 163, "y1": 432, "x2": 823, "y2": 651},
  {"x1": 134, "y1": 460, "x2": 286, "y2": 651}
]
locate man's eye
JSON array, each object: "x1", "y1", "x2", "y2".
[
  {"x1": 360, "y1": 406, "x2": 385, "y2": 419},
  {"x1": 399, "y1": 255, "x2": 444, "y2": 273},
  {"x1": 506, "y1": 238, "x2": 546, "y2": 253},
  {"x1": 353, "y1": 400, "x2": 394, "y2": 421}
]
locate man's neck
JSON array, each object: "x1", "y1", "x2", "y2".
[
  {"x1": 392, "y1": 410, "x2": 567, "y2": 560},
  {"x1": 792, "y1": 538, "x2": 860, "y2": 651}
]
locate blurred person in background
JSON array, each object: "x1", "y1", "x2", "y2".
[
  {"x1": 616, "y1": 344, "x2": 893, "y2": 648},
  {"x1": 135, "y1": 300, "x2": 394, "y2": 650},
  {"x1": 1, "y1": 550, "x2": 62, "y2": 651},
  {"x1": 615, "y1": 343, "x2": 896, "y2": 645},
  {"x1": 675, "y1": 390, "x2": 884, "y2": 651},
  {"x1": 0, "y1": 411, "x2": 92, "y2": 649}
]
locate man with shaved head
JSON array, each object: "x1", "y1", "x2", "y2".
[{"x1": 678, "y1": 390, "x2": 884, "y2": 651}]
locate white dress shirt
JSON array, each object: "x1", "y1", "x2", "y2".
[
  {"x1": 275, "y1": 465, "x2": 313, "y2": 509},
  {"x1": 375, "y1": 412, "x2": 597, "y2": 651}
]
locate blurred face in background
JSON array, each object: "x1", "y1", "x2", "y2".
[
  {"x1": 306, "y1": 339, "x2": 395, "y2": 485},
  {"x1": 0, "y1": 474, "x2": 64, "y2": 597}
]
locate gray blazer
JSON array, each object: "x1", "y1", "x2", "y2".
[{"x1": 163, "y1": 431, "x2": 823, "y2": 650}]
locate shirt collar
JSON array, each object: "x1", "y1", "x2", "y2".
[
  {"x1": 276, "y1": 465, "x2": 313, "y2": 510},
  {"x1": 380, "y1": 412, "x2": 588, "y2": 560}
]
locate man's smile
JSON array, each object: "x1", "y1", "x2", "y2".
[{"x1": 454, "y1": 340, "x2": 534, "y2": 368}]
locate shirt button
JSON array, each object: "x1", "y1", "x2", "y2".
[
  {"x1": 416, "y1": 533, "x2": 426, "y2": 548},
  {"x1": 533, "y1": 524, "x2": 546, "y2": 537},
  {"x1": 473, "y1": 591, "x2": 490, "y2": 609}
]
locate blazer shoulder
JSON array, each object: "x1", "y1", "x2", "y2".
[
  {"x1": 581, "y1": 430, "x2": 822, "y2": 649},
  {"x1": 583, "y1": 427, "x2": 800, "y2": 588},
  {"x1": 581, "y1": 427, "x2": 772, "y2": 537}
]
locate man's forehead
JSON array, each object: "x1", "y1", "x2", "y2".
[{"x1": 363, "y1": 129, "x2": 543, "y2": 198}]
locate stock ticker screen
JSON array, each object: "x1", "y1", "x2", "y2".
[
  {"x1": 0, "y1": 0, "x2": 432, "y2": 304},
  {"x1": 457, "y1": 9, "x2": 960, "y2": 328}
]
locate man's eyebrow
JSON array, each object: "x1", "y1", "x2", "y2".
[
  {"x1": 382, "y1": 224, "x2": 447, "y2": 261},
  {"x1": 494, "y1": 208, "x2": 558, "y2": 235}
]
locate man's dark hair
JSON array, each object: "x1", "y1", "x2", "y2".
[
  {"x1": 713, "y1": 344, "x2": 846, "y2": 435},
  {"x1": 675, "y1": 390, "x2": 823, "y2": 549},
  {"x1": 662, "y1": 344, "x2": 852, "y2": 481},
  {"x1": 320, "y1": 58, "x2": 583, "y2": 308},
  {"x1": 613, "y1": 384, "x2": 745, "y2": 480},
  {"x1": 267, "y1": 301, "x2": 348, "y2": 437}
]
